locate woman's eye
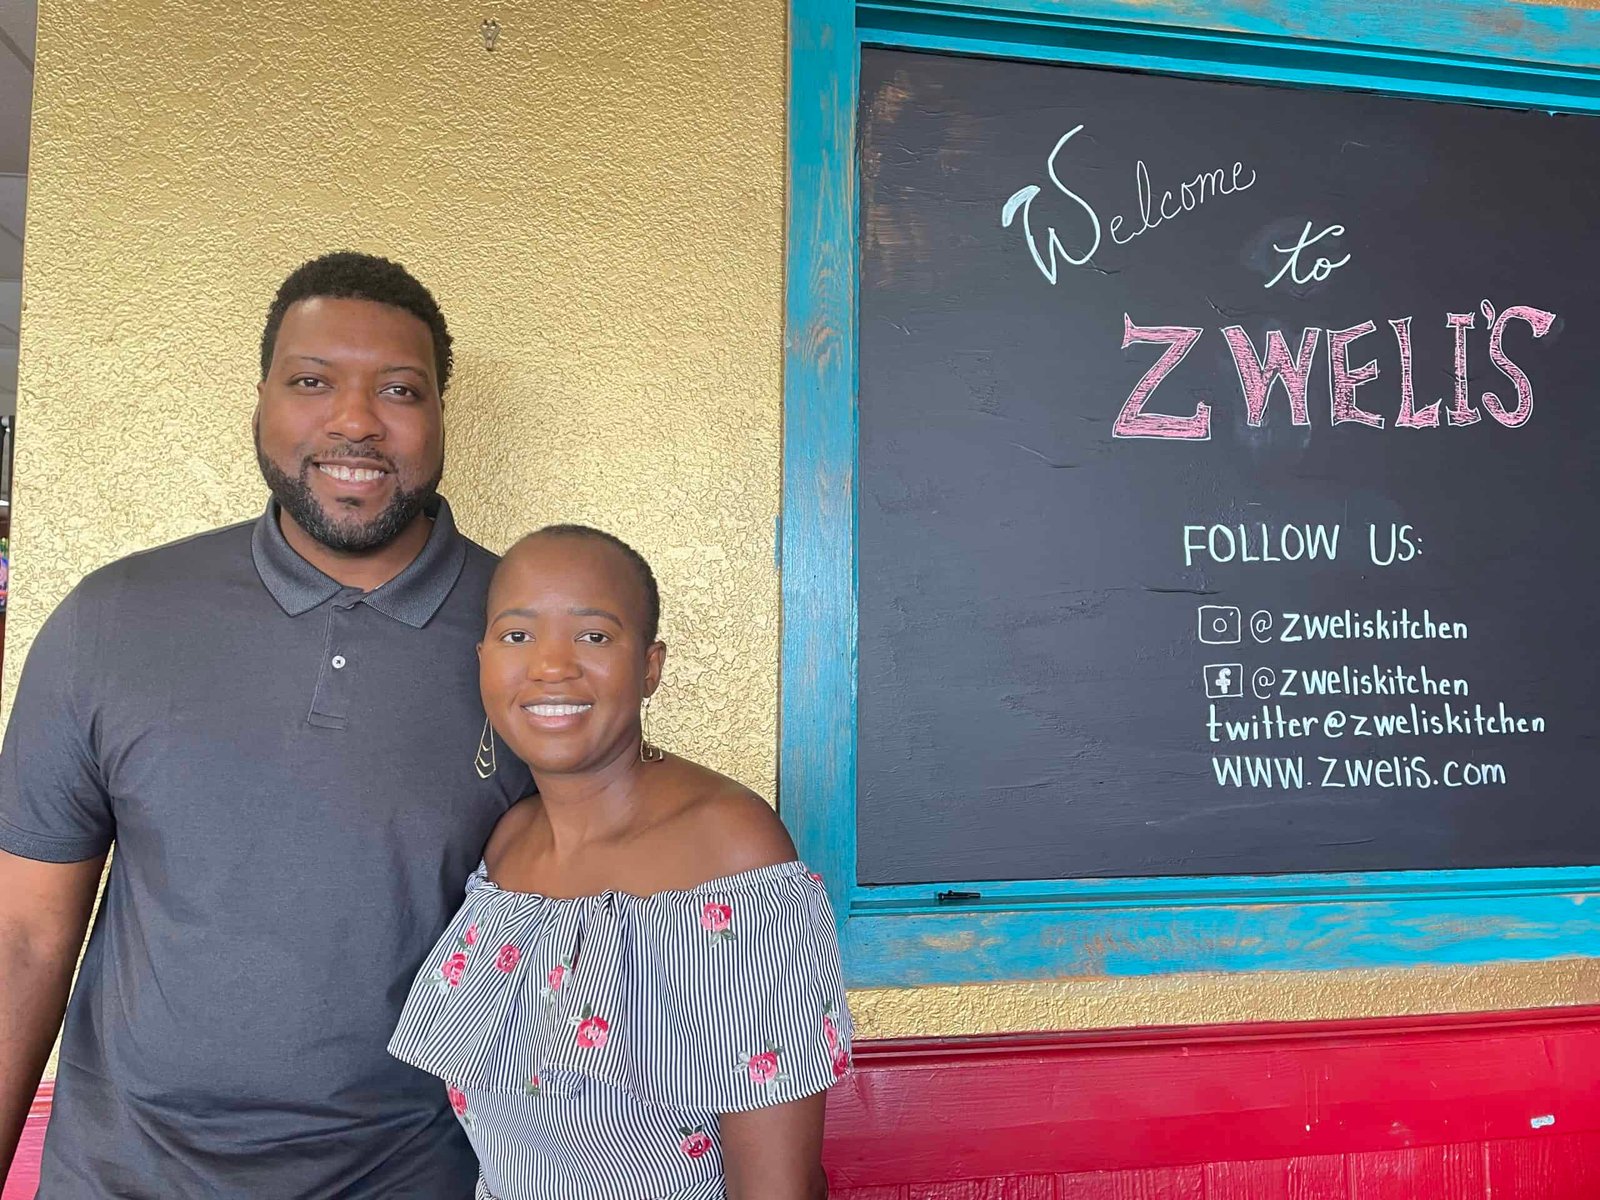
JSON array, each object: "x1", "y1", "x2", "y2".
[
  {"x1": 382, "y1": 384, "x2": 418, "y2": 399},
  {"x1": 577, "y1": 631, "x2": 610, "y2": 645},
  {"x1": 289, "y1": 376, "x2": 324, "y2": 389},
  {"x1": 500, "y1": 630, "x2": 531, "y2": 644}
]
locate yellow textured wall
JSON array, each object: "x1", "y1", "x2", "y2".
[
  {"x1": 9, "y1": 0, "x2": 1600, "y2": 1051},
  {"x1": 4, "y1": 0, "x2": 786, "y2": 791},
  {"x1": 850, "y1": 958, "x2": 1600, "y2": 1039}
]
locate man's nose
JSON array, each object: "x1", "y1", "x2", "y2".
[{"x1": 325, "y1": 385, "x2": 385, "y2": 442}]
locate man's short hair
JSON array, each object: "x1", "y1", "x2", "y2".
[{"x1": 259, "y1": 251, "x2": 455, "y2": 393}]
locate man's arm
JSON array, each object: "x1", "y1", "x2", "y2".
[
  {"x1": 0, "y1": 849, "x2": 105, "y2": 1181},
  {"x1": 0, "y1": 585, "x2": 116, "y2": 1179}
]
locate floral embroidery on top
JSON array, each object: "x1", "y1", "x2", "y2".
[
  {"x1": 735, "y1": 1042, "x2": 787, "y2": 1089},
  {"x1": 700, "y1": 901, "x2": 735, "y2": 942},
  {"x1": 389, "y1": 860, "x2": 854, "y2": 1180},
  {"x1": 573, "y1": 1004, "x2": 610, "y2": 1049},
  {"x1": 431, "y1": 918, "x2": 478, "y2": 991},
  {"x1": 432, "y1": 950, "x2": 468, "y2": 991},
  {"x1": 678, "y1": 1126, "x2": 713, "y2": 1159},
  {"x1": 540, "y1": 957, "x2": 572, "y2": 1005},
  {"x1": 823, "y1": 1001, "x2": 851, "y2": 1079},
  {"x1": 447, "y1": 1084, "x2": 475, "y2": 1129}
]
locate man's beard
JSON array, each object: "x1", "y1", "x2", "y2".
[{"x1": 256, "y1": 438, "x2": 443, "y2": 555}]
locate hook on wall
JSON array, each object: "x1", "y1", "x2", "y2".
[{"x1": 480, "y1": 19, "x2": 501, "y2": 51}]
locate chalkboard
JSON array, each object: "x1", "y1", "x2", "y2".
[{"x1": 857, "y1": 48, "x2": 1600, "y2": 885}]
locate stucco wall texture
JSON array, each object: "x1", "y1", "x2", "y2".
[
  {"x1": 9, "y1": 0, "x2": 1600, "y2": 1045},
  {"x1": 4, "y1": 1, "x2": 786, "y2": 790}
]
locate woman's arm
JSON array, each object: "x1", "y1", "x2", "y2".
[{"x1": 720, "y1": 1091, "x2": 830, "y2": 1200}]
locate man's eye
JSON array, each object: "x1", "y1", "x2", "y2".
[
  {"x1": 578, "y1": 632, "x2": 610, "y2": 645},
  {"x1": 382, "y1": 384, "x2": 418, "y2": 399},
  {"x1": 289, "y1": 376, "x2": 325, "y2": 389},
  {"x1": 501, "y1": 631, "x2": 531, "y2": 644}
]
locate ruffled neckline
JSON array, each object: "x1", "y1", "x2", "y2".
[
  {"x1": 388, "y1": 855, "x2": 851, "y2": 1109},
  {"x1": 467, "y1": 858, "x2": 818, "y2": 906}
]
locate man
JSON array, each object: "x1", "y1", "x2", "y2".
[{"x1": 0, "y1": 252, "x2": 532, "y2": 1196}]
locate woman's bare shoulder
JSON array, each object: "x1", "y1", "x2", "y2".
[{"x1": 658, "y1": 757, "x2": 797, "y2": 883}]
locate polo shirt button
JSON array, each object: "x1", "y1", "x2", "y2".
[{"x1": 331, "y1": 655, "x2": 347, "y2": 669}]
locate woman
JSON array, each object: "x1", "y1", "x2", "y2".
[{"x1": 390, "y1": 525, "x2": 852, "y2": 1200}]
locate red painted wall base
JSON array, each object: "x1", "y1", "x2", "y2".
[
  {"x1": 7, "y1": 1007, "x2": 1600, "y2": 1197},
  {"x1": 822, "y1": 1006, "x2": 1600, "y2": 1198},
  {"x1": 2, "y1": 1084, "x2": 48, "y2": 1200}
]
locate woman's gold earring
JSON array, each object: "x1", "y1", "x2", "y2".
[
  {"x1": 475, "y1": 716, "x2": 497, "y2": 779},
  {"x1": 640, "y1": 696, "x2": 664, "y2": 763}
]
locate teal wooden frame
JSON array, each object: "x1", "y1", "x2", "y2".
[{"x1": 781, "y1": 0, "x2": 1600, "y2": 989}]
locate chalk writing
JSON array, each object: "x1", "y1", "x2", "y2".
[
  {"x1": 1001, "y1": 129, "x2": 1256, "y2": 283},
  {"x1": 1108, "y1": 158, "x2": 1257, "y2": 246},
  {"x1": 1177, "y1": 522, "x2": 1422, "y2": 567},
  {"x1": 1000, "y1": 126, "x2": 1102, "y2": 284},
  {"x1": 1117, "y1": 307, "x2": 1559, "y2": 438},
  {"x1": 1264, "y1": 221, "x2": 1351, "y2": 289},
  {"x1": 1277, "y1": 608, "x2": 1468, "y2": 641},
  {"x1": 1204, "y1": 701, "x2": 1545, "y2": 743},
  {"x1": 1247, "y1": 665, "x2": 1471, "y2": 701},
  {"x1": 1210, "y1": 756, "x2": 1509, "y2": 789},
  {"x1": 1113, "y1": 316, "x2": 1209, "y2": 439}
]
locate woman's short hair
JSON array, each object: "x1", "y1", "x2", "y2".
[{"x1": 514, "y1": 525, "x2": 661, "y2": 644}]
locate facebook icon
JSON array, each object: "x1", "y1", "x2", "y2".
[{"x1": 1204, "y1": 663, "x2": 1243, "y2": 698}]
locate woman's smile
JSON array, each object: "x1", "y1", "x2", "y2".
[{"x1": 518, "y1": 699, "x2": 595, "y2": 730}]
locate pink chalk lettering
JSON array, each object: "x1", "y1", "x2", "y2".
[
  {"x1": 1327, "y1": 321, "x2": 1384, "y2": 429},
  {"x1": 1481, "y1": 304, "x2": 1557, "y2": 428},
  {"x1": 1221, "y1": 325, "x2": 1318, "y2": 427},
  {"x1": 1113, "y1": 315, "x2": 1209, "y2": 440},
  {"x1": 1443, "y1": 313, "x2": 1480, "y2": 427},
  {"x1": 1389, "y1": 316, "x2": 1439, "y2": 429}
]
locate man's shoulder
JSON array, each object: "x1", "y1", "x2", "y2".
[
  {"x1": 453, "y1": 532, "x2": 504, "y2": 589},
  {"x1": 74, "y1": 519, "x2": 257, "y2": 603},
  {"x1": 459, "y1": 533, "x2": 501, "y2": 567}
]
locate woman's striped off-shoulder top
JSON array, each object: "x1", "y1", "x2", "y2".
[{"x1": 389, "y1": 859, "x2": 853, "y2": 1200}]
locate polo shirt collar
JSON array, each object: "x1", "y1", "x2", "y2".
[{"x1": 251, "y1": 497, "x2": 468, "y2": 629}]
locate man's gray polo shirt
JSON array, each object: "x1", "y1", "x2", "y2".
[{"x1": 0, "y1": 499, "x2": 532, "y2": 1198}]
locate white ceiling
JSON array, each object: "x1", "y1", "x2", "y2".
[{"x1": 0, "y1": 0, "x2": 34, "y2": 419}]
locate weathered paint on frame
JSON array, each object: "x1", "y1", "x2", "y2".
[{"x1": 782, "y1": 0, "x2": 1600, "y2": 1002}]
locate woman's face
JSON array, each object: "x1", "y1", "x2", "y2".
[{"x1": 479, "y1": 535, "x2": 665, "y2": 777}]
